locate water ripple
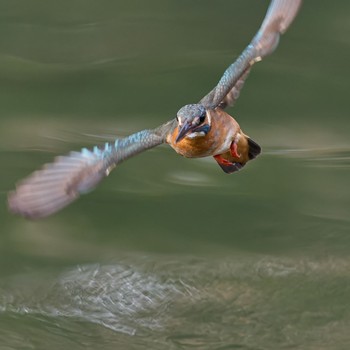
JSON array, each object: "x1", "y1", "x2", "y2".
[
  {"x1": 1, "y1": 254, "x2": 350, "y2": 349},
  {"x1": 269, "y1": 146, "x2": 350, "y2": 168}
]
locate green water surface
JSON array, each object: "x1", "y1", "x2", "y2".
[{"x1": 1, "y1": 1, "x2": 350, "y2": 349}]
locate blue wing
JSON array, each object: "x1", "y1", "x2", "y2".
[
  {"x1": 201, "y1": 0, "x2": 302, "y2": 109},
  {"x1": 8, "y1": 121, "x2": 174, "y2": 219}
]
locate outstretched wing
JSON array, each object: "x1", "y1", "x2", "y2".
[
  {"x1": 217, "y1": 67, "x2": 251, "y2": 109},
  {"x1": 201, "y1": 0, "x2": 302, "y2": 109},
  {"x1": 8, "y1": 120, "x2": 175, "y2": 219}
]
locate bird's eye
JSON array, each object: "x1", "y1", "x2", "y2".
[{"x1": 199, "y1": 113, "x2": 206, "y2": 124}]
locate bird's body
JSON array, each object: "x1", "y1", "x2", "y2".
[
  {"x1": 168, "y1": 108, "x2": 240, "y2": 159},
  {"x1": 167, "y1": 107, "x2": 259, "y2": 173},
  {"x1": 8, "y1": 0, "x2": 302, "y2": 219}
]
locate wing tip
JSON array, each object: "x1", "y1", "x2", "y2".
[
  {"x1": 6, "y1": 149, "x2": 105, "y2": 220},
  {"x1": 7, "y1": 187, "x2": 79, "y2": 220},
  {"x1": 7, "y1": 190, "x2": 39, "y2": 220}
]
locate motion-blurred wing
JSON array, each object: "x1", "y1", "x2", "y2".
[
  {"x1": 8, "y1": 121, "x2": 174, "y2": 219},
  {"x1": 201, "y1": 0, "x2": 302, "y2": 109}
]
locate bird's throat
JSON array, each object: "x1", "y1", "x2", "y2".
[{"x1": 186, "y1": 124, "x2": 210, "y2": 139}]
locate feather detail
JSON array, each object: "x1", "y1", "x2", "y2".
[
  {"x1": 8, "y1": 122, "x2": 173, "y2": 219},
  {"x1": 201, "y1": 0, "x2": 302, "y2": 109},
  {"x1": 8, "y1": 148, "x2": 108, "y2": 219}
]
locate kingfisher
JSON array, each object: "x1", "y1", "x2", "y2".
[{"x1": 8, "y1": 0, "x2": 302, "y2": 219}]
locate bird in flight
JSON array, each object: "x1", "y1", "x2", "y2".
[{"x1": 8, "y1": 0, "x2": 302, "y2": 219}]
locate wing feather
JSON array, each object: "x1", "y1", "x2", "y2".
[
  {"x1": 201, "y1": 0, "x2": 302, "y2": 109},
  {"x1": 8, "y1": 121, "x2": 174, "y2": 219}
]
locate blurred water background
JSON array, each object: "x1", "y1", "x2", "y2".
[{"x1": 1, "y1": 0, "x2": 350, "y2": 349}]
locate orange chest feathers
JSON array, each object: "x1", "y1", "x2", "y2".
[{"x1": 167, "y1": 108, "x2": 241, "y2": 158}]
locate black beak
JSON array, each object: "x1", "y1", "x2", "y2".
[{"x1": 175, "y1": 121, "x2": 193, "y2": 143}]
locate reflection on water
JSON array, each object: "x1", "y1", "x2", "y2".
[
  {"x1": 269, "y1": 144, "x2": 350, "y2": 163},
  {"x1": 167, "y1": 170, "x2": 214, "y2": 187},
  {"x1": 1, "y1": 254, "x2": 350, "y2": 349}
]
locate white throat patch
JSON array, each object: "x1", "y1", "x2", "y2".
[{"x1": 187, "y1": 131, "x2": 206, "y2": 139}]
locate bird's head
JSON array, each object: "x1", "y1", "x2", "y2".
[{"x1": 175, "y1": 104, "x2": 211, "y2": 143}]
